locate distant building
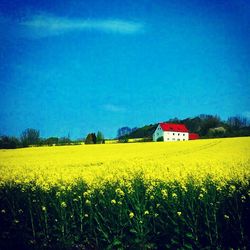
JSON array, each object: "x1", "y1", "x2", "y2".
[
  {"x1": 189, "y1": 133, "x2": 200, "y2": 140},
  {"x1": 153, "y1": 123, "x2": 199, "y2": 142}
]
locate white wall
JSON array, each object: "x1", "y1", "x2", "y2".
[
  {"x1": 153, "y1": 124, "x2": 164, "y2": 141},
  {"x1": 153, "y1": 124, "x2": 189, "y2": 142},
  {"x1": 163, "y1": 131, "x2": 189, "y2": 142}
]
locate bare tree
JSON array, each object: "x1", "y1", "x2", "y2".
[{"x1": 20, "y1": 128, "x2": 40, "y2": 147}]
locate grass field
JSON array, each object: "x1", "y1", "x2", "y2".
[{"x1": 0, "y1": 137, "x2": 250, "y2": 249}]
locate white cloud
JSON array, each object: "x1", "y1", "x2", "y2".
[
  {"x1": 103, "y1": 104, "x2": 126, "y2": 113},
  {"x1": 19, "y1": 14, "x2": 144, "y2": 37}
]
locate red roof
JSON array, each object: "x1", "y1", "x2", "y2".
[
  {"x1": 189, "y1": 133, "x2": 199, "y2": 140},
  {"x1": 159, "y1": 123, "x2": 189, "y2": 132}
]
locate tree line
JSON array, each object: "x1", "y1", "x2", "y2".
[
  {"x1": 0, "y1": 129, "x2": 105, "y2": 149},
  {"x1": 117, "y1": 114, "x2": 250, "y2": 140},
  {"x1": 1, "y1": 114, "x2": 249, "y2": 149}
]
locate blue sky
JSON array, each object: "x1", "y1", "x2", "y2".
[{"x1": 0, "y1": 0, "x2": 250, "y2": 139}]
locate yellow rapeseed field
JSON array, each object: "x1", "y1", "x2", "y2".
[
  {"x1": 0, "y1": 137, "x2": 249, "y2": 191},
  {"x1": 0, "y1": 137, "x2": 250, "y2": 249}
]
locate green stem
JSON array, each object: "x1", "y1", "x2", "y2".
[
  {"x1": 213, "y1": 209, "x2": 219, "y2": 247},
  {"x1": 28, "y1": 196, "x2": 36, "y2": 241},
  {"x1": 80, "y1": 197, "x2": 83, "y2": 234},
  {"x1": 44, "y1": 209, "x2": 49, "y2": 240},
  {"x1": 205, "y1": 205, "x2": 213, "y2": 246},
  {"x1": 235, "y1": 195, "x2": 245, "y2": 248}
]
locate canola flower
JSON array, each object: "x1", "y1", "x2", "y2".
[
  {"x1": 129, "y1": 212, "x2": 134, "y2": 219},
  {"x1": 61, "y1": 202, "x2": 67, "y2": 208},
  {"x1": 177, "y1": 211, "x2": 182, "y2": 216},
  {"x1": 111, "y1": 199, "x2": 116, "y2": 205},
  {"x1": 0, "y1": 137, "x2": 249, "y2": 191},
  {"x1": 85, "y1": 200, "x2": 91, "y2": 205},
  {"x1": 161, "y1": 189, "x2": 168, "y2": 199},
  {"x1": 172, "y1": 193, "x2": 178, "y2": 198},
  {"x1": 0, "y1": 137, "x2": 249, "y2": 249},
  {"x1": 115, "y1": 188, "x2": 125, "y2": 197}
]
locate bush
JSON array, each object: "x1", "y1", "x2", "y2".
[
  {"x1": 207, "y1": 127, "x2": 226, "y2": 138},
  {"x1": 157, "y1": 136, "x2": 164, "y2": 142},
  {"x1": 45, "y1": 137, "x2": 59, "y2": 146},
  {"x1": 118, "y1": 136, "x2": 129, "y2": 143},
  {"x1": 0, "y1": 136, "x2": 20, "y2": 149}
]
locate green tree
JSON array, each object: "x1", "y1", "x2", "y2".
[
  {"x1": 207, "y1": 127, "x2": 226, "y2": 138},
  {"x1": 20, "y1": 128, "x2": 40, "y2": 147},
  {"x1": 96, "y1": 131, "x2": 105, "y2": 144},
  {"x1": 59, "y1": 137, "x2": 71, "y2": 145},
  {"x1": 45, "y1": 137, "x2": 59, "y2": 146},
  {"x1": 85, "y1": 133, "x2": 97, "y2": 144},
  {"x1": 118, "y1": 135, "x2": 129, "y2": 143},
  {"x1": 0, "y1": 136, "x2": 20, "y2": 149},
  {"x1": 199, "y1": 115, "x2": 221, "y2": 136},
  {"x1": 227, "y1": 116, "x2": 248, "y2": 129}
]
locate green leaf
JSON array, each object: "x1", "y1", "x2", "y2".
[
  {"x1": 129, "y1": 228, "x2": 137, "y2": 234},
  {"x1": 184, "y1": 243, "x2": 193, "y2": 249},
  {"x1": 171, "y1": 238, "x2": 179, "y2": 245},
  {"x1": 186, "y1": 232, "x2": 194, "y2": 239},
  {"x1": 113, "y1": 238, "x2": 122, "y2": 246}
]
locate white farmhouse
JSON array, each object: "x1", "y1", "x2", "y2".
[{"x1": 153, "y1": 123, "x2": 189, "y2": 142}]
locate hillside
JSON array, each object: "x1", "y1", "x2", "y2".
[{"x1": 119, "y1": 114, "x2": 250, "y2": 139}]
